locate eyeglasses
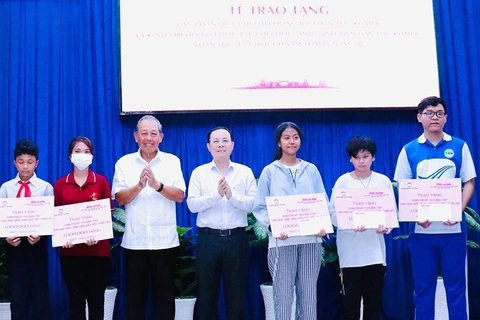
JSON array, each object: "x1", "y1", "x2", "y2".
[{"x1": 421, "y1": 111, "x2": 446, "y2": 118}]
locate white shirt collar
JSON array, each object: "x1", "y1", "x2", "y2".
[
  {"x1": 417, "y1": 132, "x2": 452, "y2": 144},
  {"x1": 15, "y1": 172, "x2": 39, "y2": 185},
  {"x1": 135, "y1": 148, "x2": 162, "y2": 163},
  {"x1": 208, "y1": 159, "x2": 234, "y2": 172}
]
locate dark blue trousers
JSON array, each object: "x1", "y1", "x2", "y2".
[
  {"x1": 5, "y1": 237, "x2": 50, "y2": 320},
  {"x1": 409, "y1": 233, "x2": 467, "y2": 320},
  {"x1": 195, "y1": 228, "x2": 248, "y2": 320},
  {"x1": 341, "y1": 264, "x2": 386, "y2": 320},
  {"x1": 60, "y1": 256, "x2": 109, "y2": 320},
  {"x1": 125, "y1": 247, "x2": 179, "y2": 320}
]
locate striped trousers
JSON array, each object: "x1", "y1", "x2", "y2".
[{"x1": 268, "y1": 242, "x2": 322, "y2": 320}]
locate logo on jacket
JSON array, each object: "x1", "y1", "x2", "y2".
[
  {"x1": 418, "y1": 165, "x2": 455, "y2": 179},
  {"x1": 444, "y1": 149, "x2": 454, "y2": 158}
]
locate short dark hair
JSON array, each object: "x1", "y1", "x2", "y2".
[
  {"x1": 346, "y1": 136, "x2": 377, "y2": 157},
  {"x1": 273, "y1": 122, "x2": 302, "y2": 161},
  {"x1": 14, "y1": 139, "x2": 39, "y2": 159},
  {"x1": 68, "y1": 136, "x2": 95, "y2": 156},
  {"x1": 417, "y1": 96, "x2": 447, "y2": 114},
  {"x1": 207, "y1": 127, "x2": 234, "y2": 143}
]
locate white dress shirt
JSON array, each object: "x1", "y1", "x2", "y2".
[
  {"x1": 112, "y1": 149, "x2": 186, "y2": 250},
  {"x1": 0, "y1": 173, "x2": 53, "y2": 198},
  {"x1": 187, "y1": 160, "x2": 256, "y2": 229}
]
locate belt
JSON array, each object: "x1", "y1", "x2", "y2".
[{"x1": 199, "y1": 227, "x2": 245, "y2": 237}]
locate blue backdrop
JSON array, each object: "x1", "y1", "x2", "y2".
[{"x1": 1, "y1": 0, "x2": 480, "y2": 319}]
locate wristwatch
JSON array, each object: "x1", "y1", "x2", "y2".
[{"x1": 156, "y1": 182, "x2": 164, "y2": 193}]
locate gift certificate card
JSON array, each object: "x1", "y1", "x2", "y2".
[
  {"x1": 398, "y1": 179, "x2": 461, "y2": 222},
  {"x1": 266, "y1": 193, "x2": 333, "y2": 237}
]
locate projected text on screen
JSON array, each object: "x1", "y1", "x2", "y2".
[{"x1": 120, "y1": 0, "x2": 440, "y2": 113}]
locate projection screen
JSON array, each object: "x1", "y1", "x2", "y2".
[{"x1": 120, "y1": 0, "x2": 440, "y2": 113}]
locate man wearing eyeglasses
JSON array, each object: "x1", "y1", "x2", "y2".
[
  {"x1": 394, "y1": 96, "x2": 476, "y2": 320},
  {"x1": 187, "y1": 127, "x2": 257, "y2": 320}
]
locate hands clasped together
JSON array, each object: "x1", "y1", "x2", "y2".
[
  {"x1": 217, "y1": 176, "x2": 232, "y2": 199},
  {"x1": 138, "y1": 165, "x2": 161, "y2": 190}
]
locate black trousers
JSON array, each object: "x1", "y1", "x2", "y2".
[
  {"x1": 6, "y1": 238, "x2": 50, "y2": 320},
  {"x1": 341, "y1": 264, "x2": 386, "y2": 320},
  {"x1": 195, "y1": 228, "x2": 248, "y2": 320},
  {"x1": 125, "y1": 247, "x2": 178, "y2": 320},
  {"x1": 60, "y1": 256, "x2": 109, "y2": 320}
]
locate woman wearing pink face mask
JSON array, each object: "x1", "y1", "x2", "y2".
[{"x1": 54, "y1": 136, "x2": 113, "y2": 320}]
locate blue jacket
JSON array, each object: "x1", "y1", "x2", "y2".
[{"x1": 252, "y1": 159, "x2": 327, "y2": 248}]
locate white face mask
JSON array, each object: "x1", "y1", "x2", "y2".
[{"x1": 71, "y1": 153, "x2": 93, "y2": 171}]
